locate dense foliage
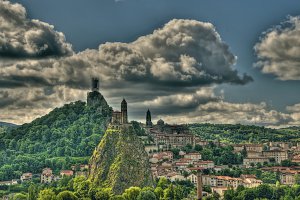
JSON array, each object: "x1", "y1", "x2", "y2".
[
  {"x1": 0, "y1": 101, "x2": 110, "y2": 180},
  {"x1": 222, "y1": 184, "x2": 300, "y2": 200},
  {"x1": 189, "y1": 123, "x2": 300, "y2": 144},
  {"x1": 2, "y1": 177, "x2": 194, "y2": 200},
  {"x1": 171, "y1": 143, "x2": 244, "y2": 166}
]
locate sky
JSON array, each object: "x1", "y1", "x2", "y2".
[{"x1": 1, "y1": 0, "x2": 300, "y2": 127}]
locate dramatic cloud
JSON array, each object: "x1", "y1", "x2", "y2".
[
  {"x1": 255, "y1": 16, "x2": 300, "y2": 80},
  {"x1": 0, "y1": 86, "x2": 86, "y2": 124},
  {"x1": 0, "y1": 0, "x2": 73, "y2": 58},
  {"x1": 96, "y1": 19, "x2": 253, "y2": 86},
  {"x1": 156, "y1": 101, "x2": 295, "y2": 128},
  {"x1": 286, "y1": 103, "x2": 300, "y2": 126},
  {"x1": 139, "y1": 87, "x2": 221, "y2": 114},
  {"x1": 0, "y1": 18, "x2": 253, "y2": 91},
  {"x1": 0, "y1": 1, "x2": 269, "y2": 126}
]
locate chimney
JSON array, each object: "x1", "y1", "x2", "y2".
[{"x1": 197, "y1": 170, "x2": 203, "y2": 200}]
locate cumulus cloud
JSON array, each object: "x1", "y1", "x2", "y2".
[
  {"x1": 156, "y1": 101, "x2": 295, "y2": 128},
  {"x1": 0, "y1": 18, "x2": 253, "y2": 91},
  {"x1": 96, "y1": 19, "x2": 253, "y2": 86},
  {"x1": 0, "y1": 86, "x2": 86, "y2": 124},
  {"x1": 255, "y1": 16, "x2": 300, "y2": 80},
  {"x1": 0, "y1": 0, "x2": 73, "y2": 58},
  {"x1": 139, "y1": 87, "x2": 221, "y2": 114},
  {"x1": 286, "y1": 103, "x2": 300, "y2": 126},
  {"x1": 0, "y1": 2, "x2": 259, "y2": 125}
]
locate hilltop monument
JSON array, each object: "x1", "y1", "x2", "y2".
[{"x1": 87, "y1": 77, "x2": 112, "y2": 116}]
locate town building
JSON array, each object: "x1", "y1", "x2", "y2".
[
  {"x1": 166, "y1": 172, "x2": 185, "y2": 182},
  {"x1": 41, "y1": 168, "x2": 54, "y2": 184},
  {"x1": 240, "y1": 174, "x2": 263, "y2": 188},
  {"x1": 20, "y1": 173, "x2": 32, "y2": 182},
  {"x1": 233, "y1": 144, "x2": 263, "y2": 153},
  {"x1": 199, "y1": 175, "x2": 262, "y2": 189},
  {"x1": 0, "y1": 180, "x2": 18, "y2": 186},
  {"x1": 193, "y1": 161, "x2": 215, "y2": 169},
  {"x1": 262, "y1": 150, "x2": 288, "y2": 163},
  {"x1": 243, "y1": 157, "x2": 269, "y2": 167},
  {"x1": 148, "y1": 120, "x2": 195, "y2": 149},
  {"x1": 280, "y1": 171, "x2": 297, "y2": 185},
  {"x1": 60, "y1": 170, "x2": 74, "y2": 177},
  {"x1": 184, "y1": 152, "x2": 202, "y2": 161},
  {"x1": 292, "y1": 154, "x2": 300, "y2": 163},
  {"x1": 202, "y1": 175, "x2": 243, "y2": 189}
]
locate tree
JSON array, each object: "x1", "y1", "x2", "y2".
[
  {"x1": 37, "y1": 189, "x2": 57, "y2": 200},
  {"x1": 137, "y1": 190, "x2": 157, "y2": 200},
  {"x1": 122, "y1": 187, "x2": 141, "y2": 200},
  {"x1": 13, "y1": 193, "x2": 27, "y2": 200},
  {"x1": 157, "y1": 178, "x2": 169, "y2": 190},
  {"x1": 154, "y1": 187, "x2": 164, "y2": 200},
  {"x1": 255, "y1": 184, "x2": 273, "y2": 199},
  {"x1": 281, "y1": 160, "x2": 294, "y2": 167},
  {"x1": 28, "y1": 184, "x2": 38, "y2": 200},
  {"x1": 110, "y1": 195, "x2": 125, "y2": 200},
  {"x1": 95, "y1": 188, "x2": 112, "y2": 200},
  {"x1": 173, "y1": 185, "x2": 185, "y2": 200},
  {"x1": 57, "y1": 191, "x2": 78, "y2": 200},
  {"x1": 238, "y1": 189, "x2": 256, "y2": 200},
  {"x1": 223, "y1": 188, "x2": 235, "y2": 200},
  {"x1": 72, "y1": 176, "x2": 91, "y2": 198},
  {"x1": 194, "y1": 144, "x2": 203, "y2": 152},
  {"x1": 163, "y1": 184, "x2": 175, "y2": 200}
]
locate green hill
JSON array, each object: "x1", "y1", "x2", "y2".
[
  {"x1": 189, "y1": 123, "x2": 300, "y2": 144},
  {"x1": 89, "y1": 126, "x2": 153, "y2": 195},
  {"x1": 0, "y1": 98, "x2": 112, "y2": 181}
]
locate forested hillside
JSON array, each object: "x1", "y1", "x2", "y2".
[
  {"x1": 0, "y1": 101, "x2": 111, "y2": 181},
  {"x1": 190, "y1": 123, "x2": 300, "y2": 144}
]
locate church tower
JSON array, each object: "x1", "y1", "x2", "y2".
[
  {"x1": 146, "y1": 109, "x2": 153, "y2": 127},
  {"x1": 121, "y1": 99, "x2": 128, "y2": 124}
]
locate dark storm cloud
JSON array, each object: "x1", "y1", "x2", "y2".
[
  {"x1": 1, "y1": 19, "x2": 253, "y2": 91},
  {"x1": 0, "y1": 0, "x2": 73, "y2": 58},
  {"x1": 0, "y1": 91, "x2": 15, "y2": 108},
  {"x1": 0, "y1": 15, "x2": 256, "y2": 124},
  {"x1": 255, "y1": 16, "x2": 300, "y2": 80},
  {"x1": 0, "y1": 79, "x2": 26, "y2": 88}
]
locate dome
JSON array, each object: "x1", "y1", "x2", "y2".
[{"x1": 157, "y1": 119, "x2": 164, "y2": 126}]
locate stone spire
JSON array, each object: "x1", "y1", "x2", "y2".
[
  {"x1": 146, "y1": 109, "x2": 153, "y2": 127},
  {"x1": 121, "y1": 98, "x2": 128, "y2": 124}
]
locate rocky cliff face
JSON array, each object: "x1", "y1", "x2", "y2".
[
  {"x1": 87, "y1": 91, "x2": 112, "y2": 116},
  {"x1": 89, "y1": 126, "x2": 153, "y2": 194}
]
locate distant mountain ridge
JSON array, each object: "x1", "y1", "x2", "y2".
[{"x1": 0, "y1": 121, "x2": 18, "y2": 127}]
